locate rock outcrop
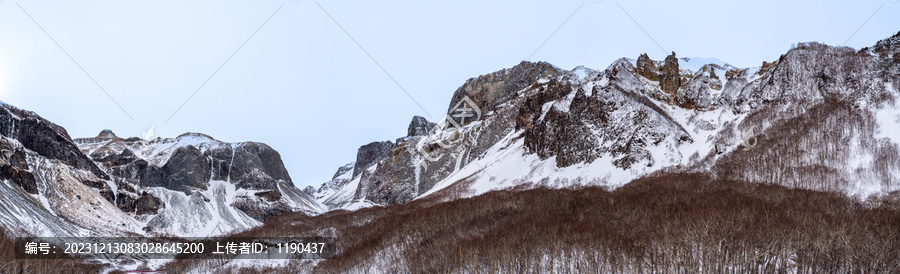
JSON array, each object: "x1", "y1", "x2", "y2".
[
  {"x1": 0, "y1": 103, "x2": 108, "y2": 180},
  {"x1": 675, "y1": 63, "x2": 729, "y2": 110},
  {"x1": 230, "y1": 142, "x2": 294, "y2": 190},
  {"x1": 75, "y1": 130, "x2": 325, "y2": 232},
  {"x1": 635, "y1": 53, "x2": 659, "y2": 81},
  {"x1": 0, "y1": 138, "x2": 37, "y2": 194},
  {"x1": 312, "y1": 32, "x2": 900, "y2": 211},
  {"x1": 352, "y1": 141, "x2": 396, "y2": 177},
  {"x1": 445, "y1": 61, "x2": 562, "y2": 126},
  {"x1": 141, "y1": 145, "x2": 211, "y2": 194},
  {"x1": 659, "y1": 52, "x2": 682, "y2": 95},
  {"x1": 407, "y1": 116, "x2": 437, "y2": 137}
]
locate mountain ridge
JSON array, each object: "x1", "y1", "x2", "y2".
[
  {"x1": 0, "y1": 115, "x2": 325, "y2": 237},
  {"x1": 310, "y1": 31, "x2": 900, "y2": 211}
]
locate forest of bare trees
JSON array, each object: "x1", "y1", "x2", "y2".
[
  {"x1": 716, "y1": 98, "x2": 900, "y2": 193},
  {"x1": 160, "y1": 173, "x2": 899, "y2": 273}
]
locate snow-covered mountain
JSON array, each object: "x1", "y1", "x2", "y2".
[
  {"x1": 0, "y1": 102, "x2": 324, "y2": 238},
  {"x1": 73, "y1": 131, "x2": 326, "y2": 236},
  {"x1": 312, "y1": 31, "x2": 900, "y2": 211},
  {"x1": 0, "y1": 102, "x2": 139, "y2": 237},
  {"x1": 3, "y1": 31, "x2": 899, "y2": 243}
]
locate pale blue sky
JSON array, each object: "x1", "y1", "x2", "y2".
[{"x1": 0, "y1": 0, "x2": 897, "y2": 188}]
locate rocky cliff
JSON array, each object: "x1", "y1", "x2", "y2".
[
  {"x1": 74, "y1": 131, "x2": 325, "y2": 235},
  {"x1": 314, "y1": 31, "x2": 900, "y2": 210},
  {"x1": 0, "y1": 105, "x2": 325, "y2": 237}
]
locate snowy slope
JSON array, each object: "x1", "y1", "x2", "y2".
[
  {"x1": 0, "y1": 137, "x2": 139, "y2": 237},
  {"x1": 143, "y1": 180, "x2": 261, "y2": 237},
  {"x1": 0, "y1": 96, "x2": 326, "y2": 238},
  {"x1": 71, "y1": 132, "x2": 326, "y2": 236},
  {"x1": 324, "y1": 36, "x2": 900, "y2": 211},
  {"x1": 77, "y1": 132, "x2": 226, "y2": 167}
]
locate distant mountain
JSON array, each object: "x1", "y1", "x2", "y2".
[
  {"x1": 3, "y1": 31, "x2": 899, "y2": 241},
  {"x1": 166, "y1": 31, "x2": 900, "y2": 273},
  {"x1": 312, "y1": 31, "x2": 900, "y2": 211},
  {"x1": 0, "y1": 103, "x2": 324, "y2": 237}
]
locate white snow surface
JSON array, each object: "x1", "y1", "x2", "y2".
[
  {"x1": 143, "y1": 180, "x2": 261, "y2": 237},
  {"x1": 678, "y1": 57, "x2": 731, "y2": 74},
  {"x1": 317, "y1": 164, "x2": 375, "y2": 208},
  {"x1": 76, "y1": 132, "x2": 226, "y2": 167}
]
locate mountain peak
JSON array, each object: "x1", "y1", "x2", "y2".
[
  {"x1": 97, "y1": 129, "x2": 117, "y2": 139},
  {"x1": 174, "y1": 132, "x2": 219, "y2": 142},
  {"x1": 407, "y1": 116, "x2": 436, "y2": 137}
]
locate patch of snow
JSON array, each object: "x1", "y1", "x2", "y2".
[
  {"x1": 341, "y1": 200, "x2": 379, "y2": 211},
  {"x1": 319, "y1": 172, "x2": 364, "y2": 208},
  {"x1": 678, "y1": 57, "x2": 730, "y2": 74},
  {"x1": 874, "y1": 102, "x2": 900, "y2": 143}
]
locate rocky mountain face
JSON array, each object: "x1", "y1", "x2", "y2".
[
  {"x1": 74, "y1": 131, "x2": 325, "y2": 235},
  {"x1": 313, "y1": 31, "x2": 900, "y2": 211},
  {"x1": 407, "y1": 115, "x2": 437, "y2": 137},
  {"x1": 0, "y1": 103, "x2": 108, "y2": 181},
  {"x1": 0, "y1": 138, "x2": 37, "y2": 194},
  {"x1": 351, "y1": 141, "x2": 396, "y2": 178},
  {"x1": 307, "y1": 162, "x2": 353, "y2": 196},
  {"x1": 446, "y1": 61, "x2": 563, "y2": 117},
  {"x1": 0, "y1": 103, "x2": 139, "y2": 237},
  {"x1": 0, "y1": 104, "x2": 324, "y2": 237}
]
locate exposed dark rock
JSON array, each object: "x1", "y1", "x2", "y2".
[
  {"x1": 232, "y1": 196, "x2": 290, "y2": 222},
  {"x1": 81, "y1": 179, "x2": 115, "y2": 203},
  {"x1": 407, "y1": 116, "x2": 437, "y2": 137},
  {"x1": 522, "y1": 83, "x2": 616, "y2": 167},
  {"x1": 140, "y1": 146, "x2": 211, "y2": 194},
  {"x1": 134, "y1": 192, "x2": 164, "y2": 215},
  {"x1": 0, "y1": 105, "x2": 108, "y2": 180},
  {"x1": 515, "y1": 78, "x2": 572, "y2": 130},
  {"x1": 659, "y1": 52, "x2": 681, "y2": 95},
  {"x1": 0, "y1": 138, "x2": 37, "y2": 194},
  {"x1": 0, "y1": 100, "x2": 323, "y2": 235},
  {"x1": 635, "y1": 53, "x2": 659, "y2": 81},
  {"x1": 254, "y1": 190, "x2": 282, "y2": 202},
  {"x1": 302, "y1": 186, "x2": 316, "y2": 196},
  {"x1": 725, "y1": 68, "x2": 744, "y2": 79},
  {"x1": 6, "y1": 169, "x2": 37, "y2": 194},
  {"x1": 97, "y1": 149, "x2": 138, "y2": 167},
  {"x1": 116, "y1": 193, "x2": 135, "y2": 213},
  {"x1": 230, "y1": 142, "x2": 293, "y2": 190},
  {"x1": 519, "y1": 64, "x2": 691, "y2": 169},
  {"x1": 342, "y1": 63, "x2": 570, "y2": 205},
  {"x1": 117, "y1": 191, "x2": 164, "y2": 215},
  {"x1": 758, "y1": 61, "x2": 776, "y2": 75},
  {"x1": 97, "y1": 129, "x2": 117, "y2": 139},
  {"x1": 675, "y1": 64, "x2": 724, "y2": 110},
  {"x1": 446, "y1": 61, "x2": 562, "y2": 127},
  {"x1": 204, "y1": 145, "x2": 234, "y2": 182},
  {"x1": 78, "y1": 132, "x2": 320, "y2": 221},
  {"x1": 117, "y1": 180, "x2": 136, "y2": 193},
  {"x1": 355, "y1": 147, "x2": 418, "y2": 206},
  {"x1": 352, "y1": 141, "x2": 396, "y2": 177}
]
